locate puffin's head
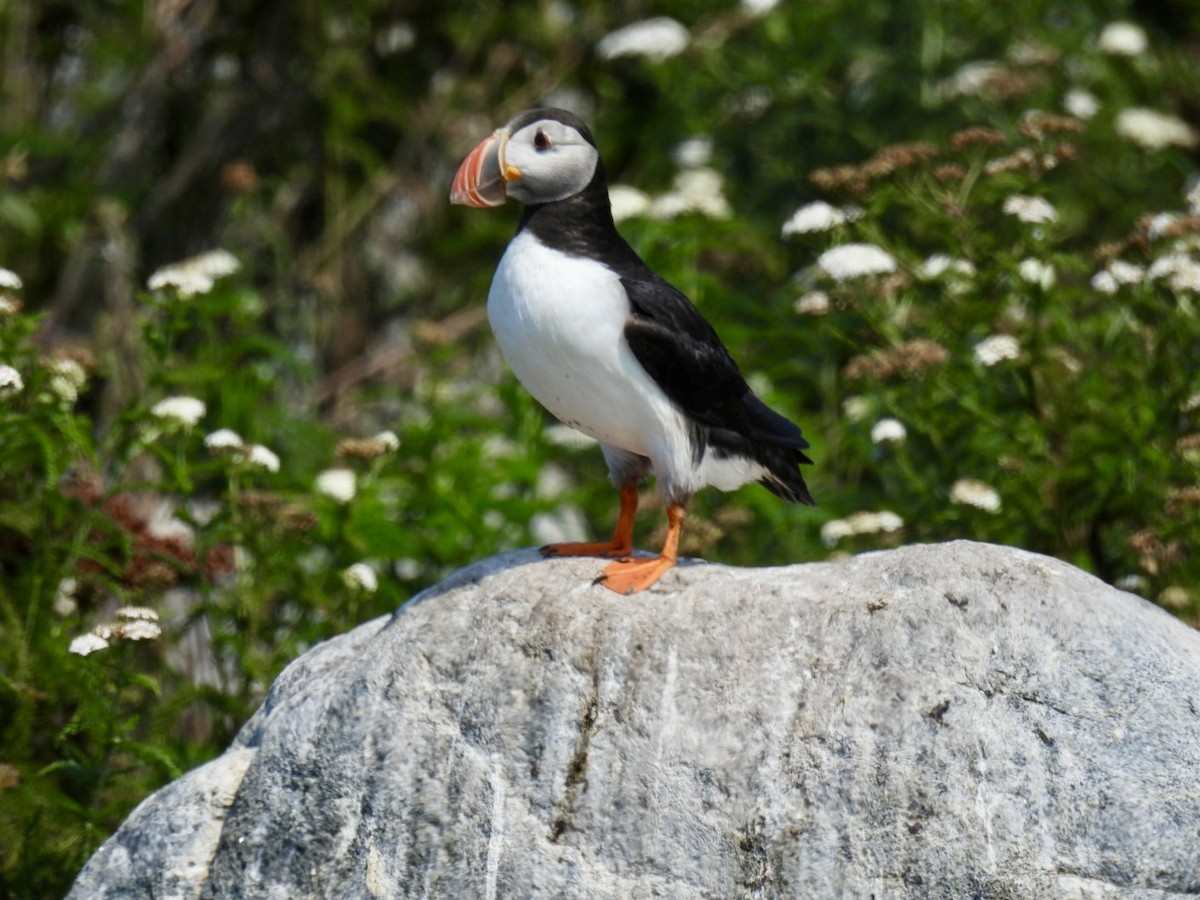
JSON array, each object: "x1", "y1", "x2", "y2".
[{"x1": 450, "y1": 108, "x2": 600, "y2": 208}]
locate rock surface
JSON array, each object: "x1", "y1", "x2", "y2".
[{"x1": 70, "y1": 541, "x2": 1200, "y2": 898}]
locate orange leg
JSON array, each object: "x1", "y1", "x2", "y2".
[
  {"x1": 596, "y1": 503, "x2": 685, "y2": 595},
  {"x1": 540, "y1": 483, "x2": 638, "y2": 559}
]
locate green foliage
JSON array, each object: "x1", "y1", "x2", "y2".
[{"x1": 1, "y1": 0, "x2": 1199, "y2": 894}]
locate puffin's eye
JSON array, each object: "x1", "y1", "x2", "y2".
[{"x1": 533, "y1": 129, "x2": 552, "y2": 151}]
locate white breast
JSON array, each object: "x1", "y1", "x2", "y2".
[{"x1": 486, "y1": 231, "x2": 691, "y2": 470}]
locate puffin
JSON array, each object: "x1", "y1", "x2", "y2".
[{"x1": 450, "y1": 107, "x2": 814, "y2": 594}]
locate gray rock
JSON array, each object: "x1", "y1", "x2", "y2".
[{"x1": 70, "y1": 541, "x2": 1200, "y2": 899}]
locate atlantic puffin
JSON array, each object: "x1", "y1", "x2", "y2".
[{"x1": 450, "y1": 108, "x2": 814, "y2": 594}]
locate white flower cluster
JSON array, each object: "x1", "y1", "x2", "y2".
[
  {"x1": 950, "y1": 478, "x2": 1001, "y2": 512},
  {"x1": 740, "y1": 0, "x2": 780, "y2": 15},
  {"x1": 817, "y1": 243, "x2": 897, "y2": 281},
  {"x1": 597, "y1": 17, "x2": 689, "y2": 62},
  {"x1": 316, "y1": 468, "x2": 356, "y2": 503},
  {"x1": 1097, "y1": 21, "x2": 1148, "y2": 56},
  {"x1": 1003, "y1": 195, "x2": 1058, "y2": 224},
  {"x1": 870, "y1": 418, "x2": 907, "y2": 444},
  {"x1": 1063, "y1": 89, "x2": 1100, "y2": 120},
  {"x1": 0, "y1": 268, "x2": 22, "y2": 290},
  {"x1": 343, "y1": 562, "x2": 378, "y2": 593},
  {"x1": 794, "y1": 290, "x2": 830, "y2": 316},
  {"x1": 609, "y1": 168, "x2": 731, "y2": 222},
  {"x1": 918, "y1": 255, "x2": 976, "y2": 280},
  {"x1": 781, "y1": 201, "x2": 861, "y2": 236},
  {"x1": 0, "y1": 363, "x2": 24, "y2": 396},
  {"x1": 1115, "y1": 108, "x2": 1198, "y2": 152},
  {"x1": 939, "y1": 61, "x2": 1006, "y2": 99},
  {"x1": 48, "y1": 358, "x2": 88, "y2": 404},
  {"x1": 973, "y1": 334, "x2": 1021, "y2": 367},
  {"x1": 820, "y1": 510, "x2": 904, "y2": 547},
  {"x1": 147, "y1": 249, "x2": 241, "y2": 296},
  {"x1": 672, "y1": 136, "x2": 713, "y2": 169},
  {"x1": 203, "y1": 428, "x2": 281, "y2": 472},
  {"x1": 151, "y1": 395, "x2": 206, "y2": 428},
  {"x1": 1091, "y1": 259, "x2": 1145, "y2": 294},
  {"x1": 1017, "y1": 258, "x2": 1055, "y2": 289},
  {"x1": 68, "y1": 606, "x2": 162, "y2": 656},
  {"x1": 1147, "y1": 252, "x2": 1200, "y2": 293}
]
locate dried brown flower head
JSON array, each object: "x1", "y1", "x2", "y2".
[
  {"x1": 1018, "y1": 112, "x2": 1085, "y2": 141},
  {"x1": 950, "y1": 126, "x2": 1007, "y2": 151},
  {"x1": 842, "y1": 338, "x2": 950, "y2": 381}
]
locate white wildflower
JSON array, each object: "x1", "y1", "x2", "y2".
[
  {"x1": 0, "y1": 268, "x2": 21, "y2": 290},
  {"x1": 950, "y1": 478, "x2": 1002, "y2": 512},
  {"x1": 373, "y1": 429, "x2": 400, "y2": 451},
  {"x1": 1091, "y1": 271, "x2": 1119, "y2": 294},
  {"x1": 1107, "y1": 260, "x2": 1145, "y2": 284},
  {"x1": 842, "y1": 395, "x2": 871, "y2": 423},
  {"x1": 1147, "y1": 252, "x2": 1194, "y2": 280},
  {"x1": 69, "y1": 632, "x2": 109, "y2": 656},
  {"x1": 918, "y1": 254, "x2": 975, "y2": 280},
  {"x1": 118, "y1": 620, "x2": 162, "y2": 642},
  {"x1": 1169, "y1": 259, "x2": 1200, "y2": 292},
  {"x1": 1063, "y1": 89, "x2": 1100, "y2": 120},
  {"x1": 1018, "y1": 257, "x2": 1056, "y2": 289},
  {"x1": 870, "y1": 418, "x2": 907, "y2": 444},
  {"x1": 819, "y1": 518, "x2": 855, "y2": 547},
  {"x1": 147, "y1": 249, "x2": 241, "y2": 296},
  {"x1": 1003, "y1": 195, "x2": 1058, "y2": 224},
  {"x1": 1098, "y1": 21, "x2": 1148, "y2": 56},
  {"x1": 53, "y1": 578, "x2": 79, "y2": 617},
  {"x1": 1146, "y1": 212, "x2": 1179, "y2": 238},
  {"x1": 821, "y1": 510, "x2": 904, "y2": 547},
  {"x1": 741, "y1": 0, "x2": 780, "y2": 14},
  {"x1": 608, "y1": 185, "x2": 651, "y2": 222},
  {"x1": 649, "y1": 168, "x2": 730, "y2": 220},
  {"x1": 672, "y1": 136, "x2": 713, "y2": 169},
  {"x1": 315, "y1": 468, "x2": 356, "y2": 503},
  {"x1": 115, "y1": 606, "x2": 159, "y2": 622},
  {"x1": 782, "y1": 201, "x2": 848, "y2": 236},
  {"x1": 973, "y1": 334, "x2": 1021, "y2": 366},
  {"x1": 1115, "y1": 108, "x2": 1199, "y2": 151},
  {"x1": 48, "y1": 358, "x2": 87, "y2": 404},
  {"x1": 343, "y1": 562, "x2": 378, "y2": 593},
  {"x1": 204, "y1": 428, "x2": 244, "y2": 451},
  {"x1": 0, "y1": 364, "x2": 24, "y2": 396},
  {"x1": 794, "y1": 291, "x2": 830, "y2": 315},
  {"x1": 0, "y1": 296, "x2": 19, "y2": 316},
  {"x1": 246, "y1": 444, "x2": 280, "y2": 472},
  {"x1": 151, "y1": 396, "x2": 206, "y2": 428},
  {"x1": 817, "y1": 243, "x2": 897, "y2": 281},
  {"x1": 940, "y1": 61, "x2": 1006, "y2": 99},
  {"x1": 596, "y1": 17, "x2": 689, "y2": 62},
  {"x1": 1187, "y1": 182, "x2": 1200, "y2": 215}
]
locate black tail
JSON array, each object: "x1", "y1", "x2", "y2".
[{"x1": 708, "y1": 393, "x2": 816, "y2": 505}]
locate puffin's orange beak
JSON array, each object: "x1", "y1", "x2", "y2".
[{"x1": 450, "y1": 128, "x2": 520, "y2": 207}]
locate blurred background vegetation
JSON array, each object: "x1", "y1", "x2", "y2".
[{"x1": 2, "y1": 0, "x2": 1199, "y2": 894}]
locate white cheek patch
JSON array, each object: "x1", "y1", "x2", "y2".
[{"x1": 507, "y1": 126, "x2": 599, "y2": 204}]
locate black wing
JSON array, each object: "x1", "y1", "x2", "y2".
[{"x1": 621, "y1": 276, "x2": 810, "y2": 453}]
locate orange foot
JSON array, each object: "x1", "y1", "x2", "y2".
[
  {"x1": 594, "y1": 502, "x2": 685, "y2": 595},
  {"x1": 540, "y1": 483, "x2": 638, "y2": 559},
  {"x1": 596, "y1": 555, "x2": 677, "y2": 594}
]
